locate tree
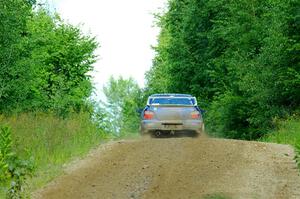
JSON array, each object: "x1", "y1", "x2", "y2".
[
  {"x1": 0, "y1": 4, "x2": 98, "y2": 114},
  {"x1": 102, "y1": 77, "x2": 144, "y2": 136},
  {"x1": 23, "y1": 10, "x2": 98, "y2": 114},
  {"x1": 147, "y1": 0, "x2": 300, "y2": 139},
  {"x1": 0, "y1": 0, "x2": 33, "y2": 112}
]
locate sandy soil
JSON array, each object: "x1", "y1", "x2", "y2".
[{"x1": 33, "y1": 136, "x2": 300, "y2": 199}]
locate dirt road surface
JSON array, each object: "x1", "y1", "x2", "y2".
[{"x1": 34, "y1": 137, "x2": 300, "y2": 199}]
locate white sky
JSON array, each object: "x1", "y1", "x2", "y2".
[{"x1": 48, "y1": 0, "x2": 166, "y2": 99}]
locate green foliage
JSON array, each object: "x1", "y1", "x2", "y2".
[
  {"x1": 0, "y1": 0, "x2": 33, "y2": 113},
  {"x1": 101, "y1": 77, "x2": 144, "y2": 136},
  {"x1": 0, "y1": 127, "x2": 12, "y2": 183},
  {"x1": 0, "y1": 125, "x2": 35, "y2": 198},
  {"x1": 0, "y1": 112, "x2": 107, "y2": 194},
  {"x1": 206, "y1": 92, "x2": 253, "y2": 139},
  {"x1": 262, "y1": 116, "x2": 300, "y2": 169},
  {"x1": 261, "y1": 116, "x2": 300, "y2": 148},
  {"x1": 0, "y1": 1, "x2": 104, "y2": 196},
  {"x1": 22, "y1": 10, "x2": 98, "y2": 114},
  {"x1": 147, "y1": 0, "x2": 300, "y2": 139},
  {"x1": 0, "y1": 1, "x2": 103, "y2": 196},
  {"x1": 0, "y1": 2, "x2": 98, "y2": 115}
]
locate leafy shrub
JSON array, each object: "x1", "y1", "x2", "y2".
[
  {"x1": 206, "y1": 92, "x2": 254, "y2": 139},
  {"x1": 0, "y1": 125, "x2": 35, "y2": 198},
  {"x1": 0, "y1": 127, "x2": 11, "y2": 183}
]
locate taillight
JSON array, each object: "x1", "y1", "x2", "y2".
[
  {"x1": 191, "y1": 111, "x2": 201, "y2": 119},
  {"x1": 144, "y1": 111, "x2": 154, "y2": 120}
]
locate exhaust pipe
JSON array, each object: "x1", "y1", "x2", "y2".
[{"x1": 155, "y1": 130, "x2": 162, "y2": 137}]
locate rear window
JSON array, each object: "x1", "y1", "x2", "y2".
[{"x1": 152, "y1": 98, "x2": 193, "y2": 105}]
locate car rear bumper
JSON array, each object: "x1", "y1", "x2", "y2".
[{"x1": 140, "y1": 119, "x2": 204, "y2": 134}]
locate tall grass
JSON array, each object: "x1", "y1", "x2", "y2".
[
  {"x1": 262, "y1": 117, "x2": 300, "y2": 168},
  {"x1": 261, "y1": 117, "x2": 300, "y2": 148},
  {"x1": 0, "y1": 112, "x2": 109, "y2": 195}
]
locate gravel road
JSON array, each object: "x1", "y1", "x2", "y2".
[{"x1": 34, "y1": 137, "x2": 300, "y2": 199}]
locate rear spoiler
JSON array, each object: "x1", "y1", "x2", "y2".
[
  {"x1": 150, "y1": 104, "x2": 195, "y2": 107},
  {"x1": 147, "y1": 97, "x2": 198, "y2": 106}
]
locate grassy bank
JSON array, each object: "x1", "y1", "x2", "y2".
[
  {"x1": 261, "y1": 117, "x2": 300, "y2": 168},
  {"x1": 0, "y1": 112, "x2": 109, "y2": 197}
]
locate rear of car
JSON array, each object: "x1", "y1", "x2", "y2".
[{"x1": 140, "y1": 94, "x2": 204, "y2": 137}]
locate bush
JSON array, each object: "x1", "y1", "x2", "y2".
[
  {"x1": 206, "y1": 92, "x2": 254, "y2": 139},
  {"x1": 0, "y1": 125, "x2": 35, "y2": 198}
]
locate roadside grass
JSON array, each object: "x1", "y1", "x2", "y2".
[
  {"x1": 261, "y1": 117, "x2": 300, "y2": 169},
  {"x1": 0, "y1": 112, "x2": 110, "y2": 197}
]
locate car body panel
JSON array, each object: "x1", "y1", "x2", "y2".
[
  {"x1": 150, "y1": 106, "x2": 195, "y2": 120},
  {"x1": 141, "y1": 119, "x2": 203, "y2": 132}
]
